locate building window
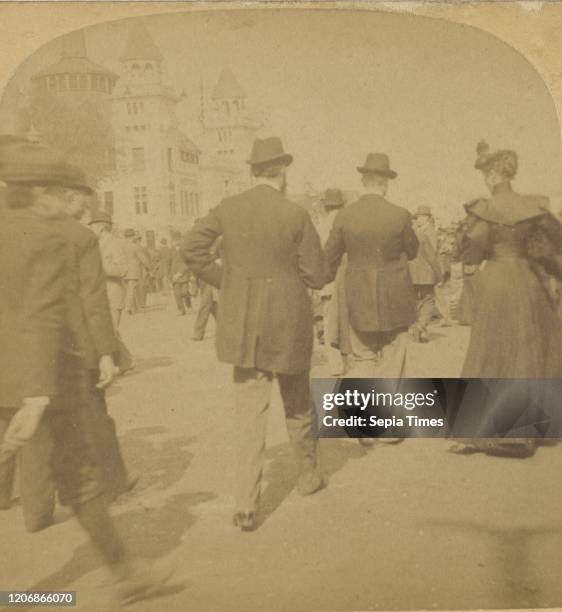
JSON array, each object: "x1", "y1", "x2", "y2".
[
  {"x1": 132, "y1": 147, "x2": 145, "y2": 172},
  {"x1": 169, "y1": 190, "x2": 176, "y2": 216},
  {"x1": 58, "y1": 75, "x2": 67, "y2": 90},
  {"x1": 134, "y1": 186, "x2": 148, "y2": 214},
  {"x1": 167, "y1": 148, "x2": 173, "y2": 171},
  {"x1": 103, "y1": 191, "x2": 114, "y2": 216},
  {"x1": 91, "y1": 75, "x2": 99, "y2": 90},
  {"x1": 48, "y1": 76, "x2": 57, "y2": 90},
  {"x1": 69, "y1": 74, "x2": 78, "y2": 90},
  {"x1": 79, "y1": 74, "x2": 88, "y2": 90}
]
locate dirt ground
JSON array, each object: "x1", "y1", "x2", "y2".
[{"x1": 1, "y1": 295, "x2": 561, "y2": 612}]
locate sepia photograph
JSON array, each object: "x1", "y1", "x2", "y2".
[{"x1": 1, "y1": 1, "x2": 562, "y2": 610}]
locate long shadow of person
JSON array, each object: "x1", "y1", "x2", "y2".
[
  {"x1": 256, "y1": 438, "x2": 364, "y2": 529},
  {"x1": 11, "y1": 430, "x2": 214, "y2": 611}
]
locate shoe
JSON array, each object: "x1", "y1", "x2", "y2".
[
  {"x1": 26, "y1": 516, "x2": 55, "y2": 533},
  {"x1": 297, "y1": 471, "x2": 326, "y2": 496},
  {"x1": 232, "y1": 511, "x2": 256, "y2": 532},
  {"x1": 358, "y1": 437, "x2": 376, "y2": 448},
  {"x1": 113, "y1": 559, "x2": 175, "y2": 606}
]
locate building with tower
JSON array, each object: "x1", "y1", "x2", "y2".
[
  {"x1": 25, "y1": 20, "x2": 262, "y2": 245},
  {"x1": 198, "y1": 67, "x2": 262, "y2": 205},
  {"x1": 98, "y1": 20, "x2": 201, "y2": 244},
  {"x1": 32, "y1": 30, "x2": 118, "y2": 99}
]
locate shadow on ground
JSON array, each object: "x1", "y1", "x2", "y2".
[
  {"x1": 256, "y1": 438, "x2": 364, "y2": 528},
  {"x1": 14, "y1": 431, "x2": 214, "y2": 611}
]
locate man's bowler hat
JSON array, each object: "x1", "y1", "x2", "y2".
[
  {"x1": 357, "y1": 153, "x2": 397, "y2": 179},
  {"x1": 247, "y1": 137, "x2": 293, "y2": 167}
]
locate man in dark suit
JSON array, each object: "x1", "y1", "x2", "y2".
[
  {"x1": 0, "y1": 139, "x2": 171, "y2": 603},
  {"x1": 184, "y1": 137, "x2": 326, "y2": 531},
  {"x1": 324, "y1": 153, "x2": 419, "y2": 378}
]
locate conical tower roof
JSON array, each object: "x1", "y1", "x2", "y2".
[
  {"x1": 120, "y1": 20, "x2": 164, "y2": 62},
  {"x1": 211, "y1": 67, "x2": 246, "y2": 100},
  {"x1": 34, "y1": 29, "x2": 117, "y2": 79}
]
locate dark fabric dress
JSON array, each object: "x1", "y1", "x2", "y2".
[{"x1": 458, "y1": 183, "x2": 562, "y2": 379}]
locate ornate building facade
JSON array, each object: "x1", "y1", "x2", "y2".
[{"x1": 28, "y1": 20, "x2": 262, "y2": 245}]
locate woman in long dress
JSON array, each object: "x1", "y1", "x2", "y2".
[{"x1": 454, "y1": 141, "x2": 562, "y2": 456}]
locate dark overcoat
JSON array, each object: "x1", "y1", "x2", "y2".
[
  {"x1": 183, "y1": 184, "x2": 325, "y2": 375},
  {"x1": 52, "y1": 217, "x2": 118, "y2": 369},
  {"x1": 324, "y1": 194, "x2": 419, "y2": 332},
  {"x1": 0, "y1": 207, "x2": 68, "y2": 407}
]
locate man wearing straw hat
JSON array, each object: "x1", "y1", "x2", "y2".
[{"x1": 184, "y1": 136, "x2": 326, "y2": 532}]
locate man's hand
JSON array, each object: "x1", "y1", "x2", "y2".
[
  {"x1": 97, "y1": 354, "x2": 118, "y2": 389},
  {"x1": 0, "y1": 398, "x2": 49, "y2": 456}
]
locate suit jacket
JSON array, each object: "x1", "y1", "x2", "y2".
[
  {"x1": 408, "y1": 227, "x2": 443, "y2": 286},
  {"x1": 98, "y1": 232, "x2": 127, "y2": 311},
  {"x1": 183, "y1": 184, "x2": 325, "y2": 374},
  {"x1": 0, "y1": 207, "x2": 68, "y2": 407},
  {"x1": 324, "y1": 193, "x2": 419, "y2": 332},
  {"x1": 157, "y1": 246, "x2": 173, "y2": 279},
  {"x1": 53, "y1": 217, "x2": 118, "y2": 368},
  {"x1": 122, "y1": 240, "x2": 151, "y2": 280},
  {"x1": 170, "y1": 248, "x2": 190, "y2": 282}
]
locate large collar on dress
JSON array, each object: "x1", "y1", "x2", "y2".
[{"x1": 464, "y1": 184, "x2": 550, "y2": 226}]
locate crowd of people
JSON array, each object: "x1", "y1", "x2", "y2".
[{"x1": 1, "y1": 132, "x2": 562, "y2": 602}]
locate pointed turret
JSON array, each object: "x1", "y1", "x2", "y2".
[
  {"x1": 211, "y1": 67, "x2": 246, "y2": 100},
  {"x1": 120, "y1": 20, "x2": 164, "y2": 62}
]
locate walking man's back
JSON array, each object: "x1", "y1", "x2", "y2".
[{"x1": 184, "y1": 136, "x2": 326, "y2": 531}]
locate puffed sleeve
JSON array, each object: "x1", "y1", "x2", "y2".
[{"x1": 456, "y1": 213, "x2": 490, "y2": 266}]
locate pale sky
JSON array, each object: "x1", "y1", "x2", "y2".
[{"x1": 2, "y1": 9, "x2": 561, "y2": 222}]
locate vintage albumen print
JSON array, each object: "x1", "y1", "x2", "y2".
[{"x1": 1, "y1": 3, "x2": 562, "y2": 611}]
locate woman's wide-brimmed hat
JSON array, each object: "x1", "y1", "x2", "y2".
[
  {"x1": 246, "y1": 136, "x2": 293, "y2": 167},
  {"x1": 357, "y1": 153, "x2": 397, "y2": 179},
  {"x1": 321, "y1": 188, "x2": 346, "y2": 208}
]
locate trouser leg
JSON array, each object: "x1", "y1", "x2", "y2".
[
  {"x1": 79, "y1": 370, "x2": 129, "y2": 500},
  {"x1": 233, "y1": 367, "x2": 271, "y2": 513},
  {"x1": 172, "y1": 283, "x2": 186, "y2": 314},
  {"x1": 415, "y1": 285, "x2": 436, "y2": 331},
  {"x1": 124, "y1": 280, "x2": 137, "y2": 314},
  {"x1": 323, "y1": 296, "x2": 344, "y2": 375},
  {"x1": 183, "y1": 290, "x2": 192, "y2": 310},
  {"x1": 277, "y1": 371, "x2": 322, "y2": 494},
  {"x1": 74, "y1": 495, "x2": 127, "y2": 567},
  {"x1": 19, "y1": 417, "x2": 56, "y2": 532},
  {"x1": 0, "y1": 410, "x2": 15, "y2": 508},
  {"x1": 192, "y1": 286, "x2": 213, "y2": 339}
]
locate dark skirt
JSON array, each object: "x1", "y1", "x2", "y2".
[{"x1": 461, "y1": 257, "x2": 561, "y2": 378}]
